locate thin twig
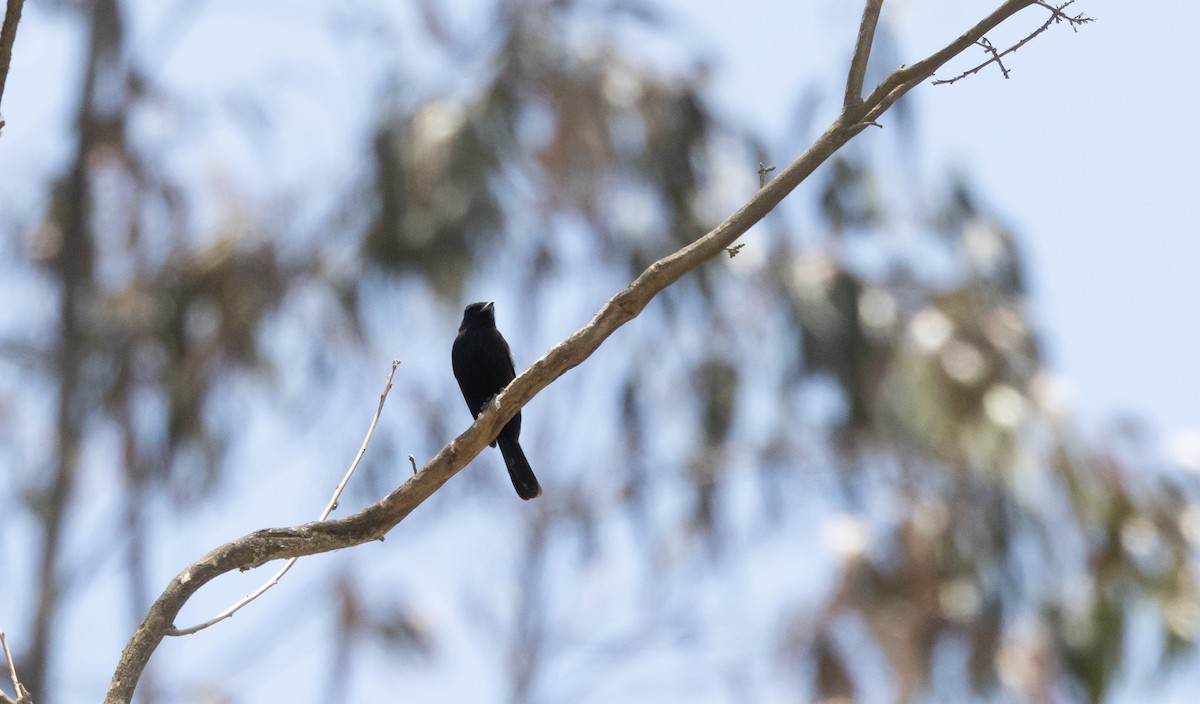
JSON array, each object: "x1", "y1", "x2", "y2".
[
  {"x1": 0, "y1": 628, "x2": 31, "y2": 704},
  {"x1": 1035, "y1": 0, "x2": 1093, "y2": 30},
  {"x1": 106, "y1": 2, "x2": 1083, "y2": 701},
  {"x1": 166, "y1": 359, "x2": 402, "y2": 636},
  {"x1": 844, "y1": 0, "x2": 885, "y2": 108},
  {"x1": 933, "y1": 1, "x2": 1092, "y2": 85},
  {"x1": 853, "y1": 0, "x2": 1038, "y2": 129},
  {"x1": 979, "y1": 37, "x2": 1010, "y2": 79}
]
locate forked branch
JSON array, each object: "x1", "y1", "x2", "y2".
[
  {"x1": 933, "y1": 0, "x2": 1093, "y2": 85},
  {"x1": 104, "y1": 1, "x2": 1088, "y2": 702},
  {"x1": 165, "y1": 360, "x2": 401, "y2": 636}
]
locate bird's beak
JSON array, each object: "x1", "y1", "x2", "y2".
[{"x1": 484, "y1": 302, "x2": 494, "y2": 312}]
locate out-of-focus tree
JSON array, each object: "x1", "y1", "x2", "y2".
[{"x1": 1, "y1": 1, "x2": 1193, "y2": 704}]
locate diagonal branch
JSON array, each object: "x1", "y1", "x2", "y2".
[
  {"x1": 932, "y1": 0, "x2": 1093, "y2": 85},
  {"x1": 0, "y1": 0, "x2": 25, "y2": 112},
  {"x1": 844, "y1": 0, "x2": 885, "y2": 108},
  {"x1": 850, "y1": 0, "x2": 1037, "y2": 128},
  {"x1": 104, "y1": 1, "x2": 1083, "y2": 701}
]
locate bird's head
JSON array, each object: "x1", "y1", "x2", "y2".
[{"x1": 461, "y1": 301, "x2": 496, "y2": 328}]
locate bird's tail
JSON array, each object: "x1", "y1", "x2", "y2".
[{"x1": 498, "y1": 437, "x2": 541, "y2": 500}]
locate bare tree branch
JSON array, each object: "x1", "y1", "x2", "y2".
[
  {"x1": 844, "y1": 0, "x2": 885, "y2": 108},
  {"x1": 104, "y1": 1, "x2": 1085, "y2": 701},
  {"x1": 851, "y1": 0, "x2": 1037, "y2": 129},
  {"x1": 933, "y1": 1, "x2": 1093, "y2": 85},
  {"x1": 166, "y1": 360, "x2": 402, "y2": 636},
  {"x1": 0, "y1": 0, "x2": 25, "y2": 112},
  {"x1": 1035, "y1": 0, "x2": 1094, "y2": 28}
]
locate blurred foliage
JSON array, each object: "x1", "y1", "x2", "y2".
[
  {"x1": 364, "y1": 0, "x2": 715, "y2": 297},
  {"x1": 0, "y1": 0, "x2": 1195, "y2": 703},
  {"x1": 365, "y1": 101, "x2": 504, "y2": 298}
]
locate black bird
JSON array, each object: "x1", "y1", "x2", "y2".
[{"x1": 452, "y1": 301, "x2": 542, "y2": 500}]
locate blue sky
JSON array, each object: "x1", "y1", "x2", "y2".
[{"x1": 658, "y1": 0, "x2": 1200, "y2": 455}]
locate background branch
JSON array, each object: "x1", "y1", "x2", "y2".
[{"x1": 103, "y1": 2, "x2": 1079, "y2": 701}]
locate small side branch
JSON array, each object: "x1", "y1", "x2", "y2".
[
  {"x1": 852, "y1": 0, "x2": 1039, "y2": 128},
  {"x1": 933, "y1": 0, "x2": 1093, "y2": 85},
  {"x1": 757, "y1": 162, "x2": 775, "y2": 188},
  {"x1": 844, "y1": 0, "x2": 885, "y2": 108},
  {"x1": 166, "y1": 359, "x2": 402, "y2": 636},
  {"x1": 980, "y1": 37, "x2": 1011, "y2": 79},
  {"x1": 0, "y1": 628, "x2": 32, "y2": 704},
  {"x1": 1035, "y1": 0, "x2": 1094, "y2": 29}
]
